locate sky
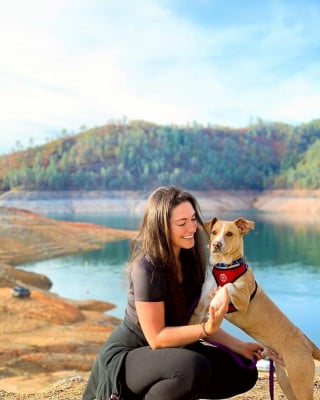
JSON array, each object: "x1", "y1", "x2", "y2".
[{"x1": 1, "y1": 0, "x2": 320, "y2": 154}]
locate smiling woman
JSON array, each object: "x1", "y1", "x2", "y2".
[{"x1": 83, "y1": 186, "x2": 264, "y2": 400}]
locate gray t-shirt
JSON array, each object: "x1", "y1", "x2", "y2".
[
  {"x1": 125, "y1": 255, "x2": 165, "y2": 326},
  {"x1": 125, "y1": 254, "x2": 199, "y2": 327}
]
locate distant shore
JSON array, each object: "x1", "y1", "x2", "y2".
[{"x1": 1, "y1": 189, "x2": 319, "y2": 219}]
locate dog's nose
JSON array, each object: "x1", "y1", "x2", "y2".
[{"x1": 212, "y1": 240, "x2": 222, "y2": 251}]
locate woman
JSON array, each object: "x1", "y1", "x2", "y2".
[{"x1": 83, "y1": 186, "x2": 264, "y2": 400}]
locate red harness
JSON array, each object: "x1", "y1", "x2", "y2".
[{"x1": 212, "y1": 259, "x2": 254, "y2": 313}]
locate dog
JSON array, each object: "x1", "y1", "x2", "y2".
[{"x1": 189, "y1": 217, "x2": 320, "y2": 400}]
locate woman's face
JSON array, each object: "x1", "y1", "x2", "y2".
[{"x1": 169, "y1": 201, "x2": 198, "y2": 253}]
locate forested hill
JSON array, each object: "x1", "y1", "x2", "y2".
[{"x1": 0, "y1": 119, "x2": 319, "y2": 191}]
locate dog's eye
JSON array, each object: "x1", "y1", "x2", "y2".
[
  {"x1": 212, "y1": 230, "x2": 217, "y2": 235},
  {"x1": 226, "y1": 231, "x2": 233, "y2": 237}
]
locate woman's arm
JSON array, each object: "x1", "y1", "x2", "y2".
[
  {"x1": 135, "y1": 301, "x2": 210, "y2": 349},
  {"x1": 135, "y1": 286, "x2": 230, "y2": 349}
]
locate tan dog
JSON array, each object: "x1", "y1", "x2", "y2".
[{"x1": 189, "y1": 217, "x2": 320, "y2": 400}]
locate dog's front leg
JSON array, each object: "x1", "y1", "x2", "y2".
[
  {"x1": 224, "y1": 269, "x2": 256, "y2": 313},
  {"x1": 225, "y1": 280, "x2": 252, "y2": 313}
]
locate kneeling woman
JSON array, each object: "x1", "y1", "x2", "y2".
[{"x1": 83, "y1": 186, "x2": 263, "y2": 400}]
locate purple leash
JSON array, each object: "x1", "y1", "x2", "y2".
[
  {"x1": 269, "y1": 358, "x2": 274, "y2": 400},
  {"x1": 207, "y1": 340, "x2": 274, "y2": 400},
  {"x1": 207, "y1": 340, "x2": 257, "y2": 369}
]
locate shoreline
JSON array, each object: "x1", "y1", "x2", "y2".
[{"x1": 1, "y1": 189, "x2": 319, "y2": 217}]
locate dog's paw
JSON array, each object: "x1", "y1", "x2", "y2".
[
  {"x1": 226, "y1": 282, "x2": 237, "y2": 295},
  {"x1": 210, "y1": 286, "x2": 229, "y2": 314}
]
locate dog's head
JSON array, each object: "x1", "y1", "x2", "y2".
[{"x1": 204, "y1": 217, "x2": 255, "y2": 265}]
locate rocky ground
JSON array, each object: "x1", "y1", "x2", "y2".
[
  {"x1": 0, "y1": 206, "x2": 135, "y2": 398},
  {"x1": 2, "y1": 373, "x2": 319, "y2": 400},
  {"x1": 0, "y1": 191, "x2": 319, "y2": 399}
]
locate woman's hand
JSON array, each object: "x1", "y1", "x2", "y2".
[
  {"x1": 204, "y1": 286, "x2": 229, "y2": 335},
  {"x1": 238, "y1": 341, "x2": 265, "y2": 361},
  {"x1": 260, "y1": 347, "x2": 285, "y2": 367},
  {"x1": 237, "y1": 342, "x2": 285, "y2": 366}
]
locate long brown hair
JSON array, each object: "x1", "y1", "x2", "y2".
[{"x1": 128, "y1": 186, "x2": 209, "y2": 324}]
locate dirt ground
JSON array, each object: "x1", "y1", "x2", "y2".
[
  {"x1": 0, "y1": 192, "x2": 320, "y2": 399},
  {"x1": 0, "y1": 368, "x2": 319, "y2": 399}
]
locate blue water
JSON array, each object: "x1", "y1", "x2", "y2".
[{"x1": 20, "y1": 212, "x2": 320, "y2": 346}]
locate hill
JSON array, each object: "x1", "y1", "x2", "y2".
[{"x1": 0, "y1": 118, "x2": 319, "y2": 192}]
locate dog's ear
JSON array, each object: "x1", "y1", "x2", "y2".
[
  {"x1": 204, "y1": 217, "x2": 219, "y2": 234},
  {"x1": 234, "y1": 218, "x2": 255, "y2": 235}
]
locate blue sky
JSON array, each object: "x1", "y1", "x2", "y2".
[{"x1": 1, "y1": 0, "x2": 320, "y2": 154}]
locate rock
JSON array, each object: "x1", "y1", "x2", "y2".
[
  {"x1": 0, "y1": 286, "x2": 120, "y2": 394},
  {"x1": 0, "y1": 263, "x2": 52, "y2": 290}
]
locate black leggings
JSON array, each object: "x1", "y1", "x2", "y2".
[{"x1": 124, "y1": 341, "x2": 258, "y2": 400}]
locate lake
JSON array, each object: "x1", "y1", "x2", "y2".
[{"x1": 20, "y1": 211, "x2": 320, "y2": 346}]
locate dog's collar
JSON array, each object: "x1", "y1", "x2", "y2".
[{"x1": 213, "y1": 257, "x2": 244, "y2": 269}]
